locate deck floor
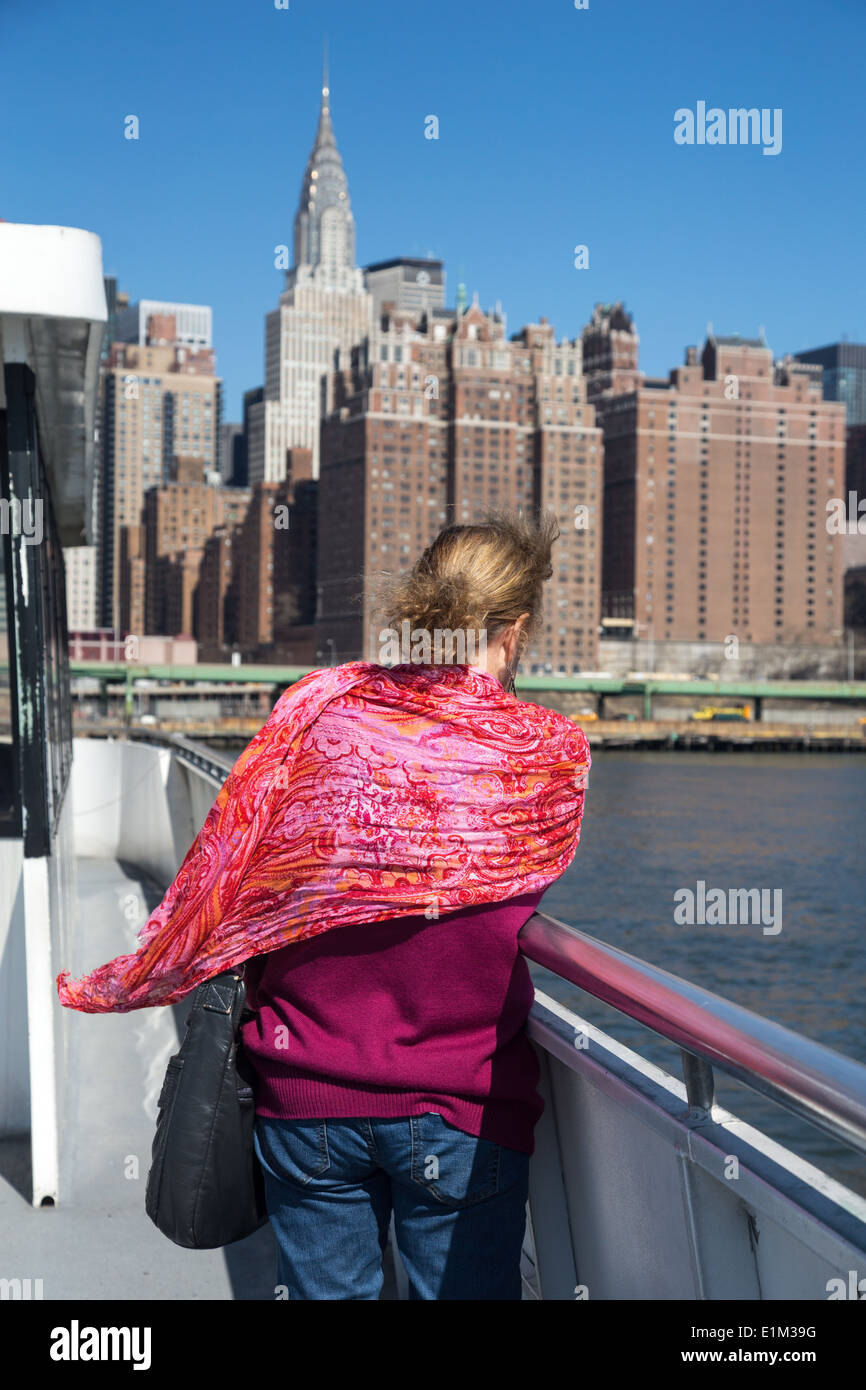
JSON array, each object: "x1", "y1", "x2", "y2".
[{"x1": 0, "y1": 858, "x2": 398, "y2": 1300}]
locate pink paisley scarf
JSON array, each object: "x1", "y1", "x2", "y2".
[{"x1": 57, "y1": 661, "x2": 590, "y2": 1013}]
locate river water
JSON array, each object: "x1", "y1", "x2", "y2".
[{"x1": 535, "y1": 751, "x2": 866, "y2": 1197}]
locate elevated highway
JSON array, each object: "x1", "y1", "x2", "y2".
[{"x1": 70, "y1": 662, "x2": 866, "y2": 723}]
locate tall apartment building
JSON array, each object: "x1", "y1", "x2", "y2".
[
  {"x1": 248, "y1": 70, "x2": 372, "y2": 485},
  {"x1": 234, "y1": 483, "x2": 286, "y2": 654},
  {"x1": 100, "y1": 277, "x2": 125, "y2": 362},
  {"x1": 63, "y1": 278, "x2": 129, "y2": 629},
  {"x1": 219, "y1": 422, "x2": 244, "y2": 485},
  {"x1": 794, "y1": 341, "x2": 866, "y2": 427},
  {"x1": 114, "y1": 300, "x2": 212, "y2": 352},
  {"x1": 225, "y1": 452, "x2": 318, "y2": 662},
  {"x1": 364, "y1": 258, "x2": 445, "y2": 322},
  {"x1": 241, "y1": 386, "x2": 263, "y2": 489},
  {"x1": 581, "y1": 301, "x2": 641, "y2": 404},
  {"x1": 198, "y1": 527, "x2": 243, "y2": 660},
  {"x1": 593, "y1": 326, "x2": 846, "y2": 646},
  {"x1": 157, "y1": 547, "x2": 204, "y2": 638},
  {"x1": 99, "y1": 312, "x2": 222, "y2": 630},
  {"x1": 842, "y1": 423, "x2": 866, "y2": 613},
  {"x1": 273, "y1": 454, "x2": 318, "y2": 645},
  {"x1": 847, "y1": 425, "x2": 866, "y2": 516},
  {"x1": 317, "y1": 301, "x2": 603, "y2": 670},
  {"x1": 118, "y1": 523, "x2": 145, "y2": 636},
  {"x1": 793, "y1": 343, "x2": 866, "y2": 586},
  {"x1": 64, "y1": 545, "x2": 98, "y2": 629},
  {"x1": 137, "y1": 458, "x2": 250, "y2": 636}
]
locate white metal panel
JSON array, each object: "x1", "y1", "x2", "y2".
[
  {"x1": 71, "y1": 740, "x2": 125, "y2": 857},
  {"x1": 115, "y1": 744, "x2": 177, "y2": 886},
  {"x1": 525, "y1": 1044, "x2": 578, "y2": 1299},
  {"x1": 72, "y1": 739, "x2": 178, "y2": 886},
  {"x1": 528, "y1": 991, "x2": 866, "y2": 1300}
]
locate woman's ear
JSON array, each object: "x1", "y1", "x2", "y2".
[
  {"x1": 513, "y1": 612, "x2": 531, "y2": 660},
  {"x1": 503, "y1": 613, "x2": 530, "y2": 667}
]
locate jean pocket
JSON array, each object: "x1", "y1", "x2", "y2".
[
  {"x1": 254, "y1": 1118, "x2": 330, "y2": 1187},
  {"x1": 409, "y1": 1113, "x2": 501, "y2": 1207}
]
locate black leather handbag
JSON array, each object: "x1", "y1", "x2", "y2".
[{"x1": 145, "y1": 966, "x2": 269, "y2": 1249}]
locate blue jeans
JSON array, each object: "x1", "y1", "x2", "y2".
[{"x1": 253, "y1": 1112, "x2": 530, "y2": 1300}]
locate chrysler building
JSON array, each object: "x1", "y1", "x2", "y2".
[{"x1": 248, "y1": 64, "x2": 371, "y2": 483}]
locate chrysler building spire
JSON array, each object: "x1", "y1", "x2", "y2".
[
  {"x1": 293, "y1": 53, "x2": 356, "y2": 276},
  {"x1": 249, "y1": 48, "x2": 370, "y2": 487}
]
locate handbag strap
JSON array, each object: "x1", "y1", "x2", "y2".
[
  {"x1": 200, "y1": 975, "x2": 239, "y2": 1012},
  {"x1": 198, "y1": 969, "x2": 246, "y2": 1029}
]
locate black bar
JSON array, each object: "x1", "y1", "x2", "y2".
[
  {"x1": 0, "y1": 404, "x2": 23, "y2": 836},
  {"x1": 4, "y1": 362, "x2": 49, "y2": 856}
]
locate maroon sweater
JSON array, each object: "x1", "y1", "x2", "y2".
[{"x1": 239, "y1": 889, "x2": 545, "y2": 1154}]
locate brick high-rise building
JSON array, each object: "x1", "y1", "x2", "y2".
[
  {"x1": 140, "y1": 459, "x2": 250, "y2": 636},
  {"x1": 198, "y1": 527, "x2": 242, "y2": 660},
  {"x1": 230, "y1": 460, "x2": 318, "y2": 663},
  {"x1": 317, "y1": 301, "x2": 603, "y2": 670},
  {"x1": 99, "y1": 313, "x2": 222, "y2": 630},
  {"x1": 118, "y1": 523, "x2": 145, "y2": 636},
  {"x1": 273, "y1": 476, "x2": 318, "y2": 639},
  {"x1": 581, "y1": 301, "x2": 641, "y2": 405},
  {"x1": 235, "y1": 483, "x2": 285, "y2": 655},
  {"x1": 156, "y1": 547, "x2": 204, "y2": 638},
  {"x1": 595, "y1": 328, "x2": 846, "y2": 647}
]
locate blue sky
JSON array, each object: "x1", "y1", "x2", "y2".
[{"x1": 1, "y1": 0, "x2": 863, "y2": 419}]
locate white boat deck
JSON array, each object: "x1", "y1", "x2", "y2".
[{"x1": 0, "y1": 858, "x2": 289, "y2": 1299}]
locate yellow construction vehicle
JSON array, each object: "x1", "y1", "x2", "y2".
[{"x1": 691, "y1": 704, "x2": 751, "y2": 722}]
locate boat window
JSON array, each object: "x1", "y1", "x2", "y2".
[
  {"x1": 0, "y1": 545, "x2": 18, "y2": 831},
  {"x1": 1, "y1": 369, "x2": 73, "y2": 850},
  {"x1": 43, "y1": 501, "x2": 74, "y2": 826},
  {"x1": 0, "y1": 409, "x2": 21, "y2": 834}
]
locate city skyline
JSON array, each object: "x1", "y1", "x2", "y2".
[
  {"x1": 54, "y1": 46, "x2": 861, "y2": 671},
  {"x1": 2, "y1": 0, "x2": 864, "y2": 419}
]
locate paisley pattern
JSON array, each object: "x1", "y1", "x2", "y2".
[{"x1": 57, "y1": 662, "x2": 591, "y2": 1013}]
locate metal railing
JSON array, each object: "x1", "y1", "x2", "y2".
[
  {"x1": 125, "y1": 727, "x2": 235, "y2": 784},
  {"x1": 127, "y1": 731, "x2": 866, "y2": 1162},
  {"x1": 167, "y1": 732, "x2": 235, "y2": 785},
  {"x1": 519, "y1": 911, "x2": 866, "y2": 1159}
]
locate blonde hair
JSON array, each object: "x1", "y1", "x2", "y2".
[{"x1": 377, "y1": 510, "x2": 559, "y2": 654}]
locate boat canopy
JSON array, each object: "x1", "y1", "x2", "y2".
[{"x1": 0, "y1": 222, "x2": 106, "y2": 545}]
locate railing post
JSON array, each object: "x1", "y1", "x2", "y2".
[{"x1": 681, "y1": 1049, "x2": 715, "y2": 1115}]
